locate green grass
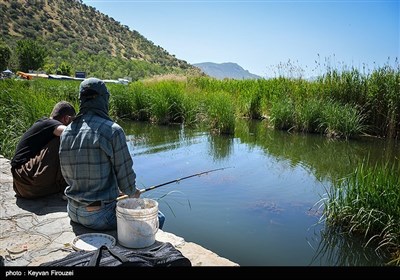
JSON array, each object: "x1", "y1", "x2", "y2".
[{"x1": 321, "y1": 160, "x2": 400, "y2": 265}]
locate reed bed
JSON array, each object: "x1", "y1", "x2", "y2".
[
  {"x1": 1, "y1": 63, "x2": 399, "y2": 157},
  {"x1": 321, "y1": 160, "x2": 400, "y2": 265},
  {"x1": 204, "y1": 90, "x2": 235, "y2": 134}
]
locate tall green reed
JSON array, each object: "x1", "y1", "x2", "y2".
[
  {"x1": 366, "y1": 64, "x2": 400, "y2": 138},
  {"x1": 0, "y1": 79, "x2": 79, "y2": 159},
  {"x1": 319, "y1": 100, "x2": 367, "y2": 139},
  {"x1": 204, "y1": 90, "x2": 235, "y2": 134},
  {"x1": 322, "y1": 160, "x2": 400, "y2": 263}
]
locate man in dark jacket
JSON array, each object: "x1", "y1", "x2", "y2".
[{"x1": 11, "y1": 101, "x2": 76, "y2": 199}]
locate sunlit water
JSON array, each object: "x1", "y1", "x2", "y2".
[{"x1": 121, "y1": 119, "x2": 399, "y2": 266}]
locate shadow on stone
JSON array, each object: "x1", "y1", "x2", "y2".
[
  {"x1": 15, "y1": 192, "x2": 67, "y2": 215},
  {"x1": 69, "y1": 219, "x2": 117, "y2": 239}
]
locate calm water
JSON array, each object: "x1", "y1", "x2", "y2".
[{"x1": 121, "y1": 119, "x2": 399, "y2": 266}]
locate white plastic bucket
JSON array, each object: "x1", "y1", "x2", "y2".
[{"x1": 116, "y1": 198, "x2": 159, "y2": 248}]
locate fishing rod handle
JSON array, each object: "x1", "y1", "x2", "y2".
[{"x1": 116, "y1": 188, "x2": 145, "y2": 201}]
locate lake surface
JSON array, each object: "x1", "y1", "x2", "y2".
[{"x1": 121, "y1": 119, "x2": 399, "y2": 266}]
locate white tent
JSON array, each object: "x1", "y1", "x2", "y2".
[{"x1": 1, "y1": 69, "x2": 13, "y2": 79}]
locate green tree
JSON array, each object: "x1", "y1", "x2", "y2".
[
  {"x1": 56, "y1": 61, "x2": 72, "y2": 76},
  {"x1": 0, "y1": 42, "x2": 12, "y2": 71},
  {"x1": 43, "y1": 62, "x2": 56, "y2": 74},
  {"x1": 16, "y1": 39, "x2": 47, "y2": 72}
]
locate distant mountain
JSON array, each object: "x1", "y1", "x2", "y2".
[{"x1": 193, "y1": 62, "x2": 262, "y2": 80}]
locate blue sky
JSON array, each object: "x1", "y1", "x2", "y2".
[{"x1": 82, "y1": 0, "x2": 399, "y2": 78}]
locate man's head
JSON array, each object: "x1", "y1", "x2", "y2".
[
  {"x1": 77, "y1": 77, "x2": 111, "y2": 121},
  {"x1": 79, "y1": 77, "x2": 109, "y2": 101},
  {"x1": 50, "y1": 101, "x2": 76, "y2": 125}
]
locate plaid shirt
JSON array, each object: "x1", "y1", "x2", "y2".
[{"x1": 59, "y1": 113, "x2": 137, "y2": 205}]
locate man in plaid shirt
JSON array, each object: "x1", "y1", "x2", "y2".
[{"x1": 59, "y1": 77, "x2": 165, "y2": 230}]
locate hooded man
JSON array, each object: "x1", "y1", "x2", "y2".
[{"x1": 59, "y1": 77, "x2": 164, "y2": 230}]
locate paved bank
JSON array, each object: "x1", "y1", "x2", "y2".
[{"x1": 0, "y1": 155, "x2": 238, "y2": 266}]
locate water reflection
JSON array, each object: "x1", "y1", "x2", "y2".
[
  {"x1": 309, "y1": 225, "x2": 392, "y2": 266},
  {"x1": 120, "y1": 119, "x2": 398, "y2": 266},
  {"x1": 234, "y1": 119, "x2": 399, "y2": 182},
  {"x1": 121, "y1": 121, "x2": 202, "y2": 156},
  {"x1": 207, "y1": 134, "x2": 234, "y2": 161}
]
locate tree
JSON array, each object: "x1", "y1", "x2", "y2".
[
  {"x1": 56, "y1": 61, "x2": 72, "y2": 76},
  {"x1": 43, "y1": 61, "x2": 56, "y2": 74},
  {"x1": 0, "y1": 42, "x2": 12, "y2": 71},
  {"x1": 16, "y1": 39, "x2": 47, "y2": 72}
]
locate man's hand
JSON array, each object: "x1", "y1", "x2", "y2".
[
  {"x1": 117, "y1": 188, "x2": 143, "y2": 201},
  {"x1": 129, "y1": 188, "x2": 142, "y2": 198}
]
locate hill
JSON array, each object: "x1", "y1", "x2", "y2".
[
  {"x1": 193, "y1": 62, "x2": 262, "y2": 80},
  {"x1": 0, "y1": 0, "x2": 202, "y2": 80}
]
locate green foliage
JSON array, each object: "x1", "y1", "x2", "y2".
[
  {"x1": 0, "y1": 81, "x2": 31, "y2": 159},
  {"x1": 108, "y1": 84, "x2": 136, "y2": 120},
  {"x1": 322, "y1": 160, "x2": 400, "y2": 261},
  {"x1": 205, "y1": 90, "x2": 235, "y2": 134},
  {"x1": 15, "y1": 39, "x2": 47, "y2": 72},
  {"x1": 269, "y1": 98, "x2": 295, "y2": 131},
  {"x1": 319, "y1": 101, "x2": 367, "y2": 139},
  {"x1": 0, "y1": 41, "x2": 12, "y2": 70},
  {"x1": 56, "y1": 61, "x2": 72, "y2": 76},
  {"x1": 235, "y1": 84, "x2": 263, "y2": 119},
  {"x1": 0, "y1": 79, "x2": 76, "y2": 159},
  {"x1": 148, "y1": 81, "x2": 187, "y2": 125},
  {"x1": 321, "y1": 68, "x2": 368, "y2": 105},
  {"x1": 294, "y1": 98, "x2": 324, "y2": 133},
  {"x1": 366, "y1": 65, "x2": 400, "y2": 138},
  {"x1": 43, "y1": 61, "x2": 56, "y2": 74},
  {"x1": 128, "y1": 82, "x2": 152, "y2": 121}
]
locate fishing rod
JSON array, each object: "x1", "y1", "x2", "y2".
[{"x1": 117, "y1": 166, "x2": 232, "y2": 200}]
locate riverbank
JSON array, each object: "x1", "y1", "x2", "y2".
[{"x1": 0, "y1": 155, "x2": 238, "y2": 267}]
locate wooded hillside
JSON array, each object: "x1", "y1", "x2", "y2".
[{"x1": 0, "y1": 0, "x2": 203, "y2": 80}]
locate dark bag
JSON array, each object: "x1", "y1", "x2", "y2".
[{"x1": 41, "y1": 241, "x2": 191, "y2": 267}]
